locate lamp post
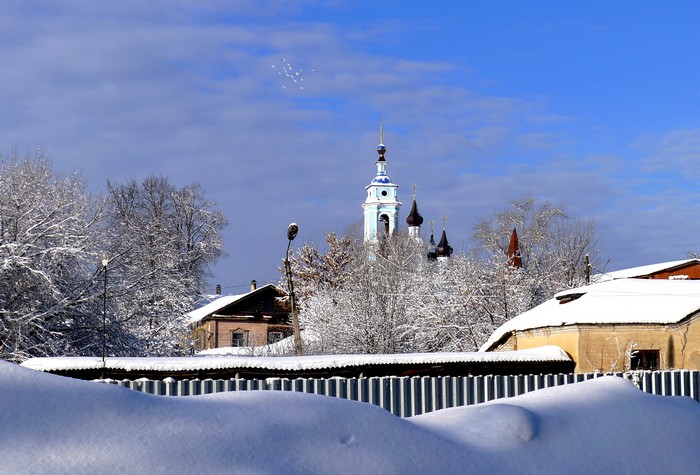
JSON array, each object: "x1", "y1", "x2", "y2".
[
  {"x1": 101, "y1": 253, "x2": 108, "y2": 375},
  {"x1": 284, "y1": 223, "x2": 303, "y2": 356}
]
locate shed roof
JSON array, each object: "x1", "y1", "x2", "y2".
[{"x1": 21, "y1": 346, "x2": 571, "y2": 375}]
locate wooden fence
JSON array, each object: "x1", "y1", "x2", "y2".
[{"x1": 101, "y1": 370, "x2": 699, "y2": 417}]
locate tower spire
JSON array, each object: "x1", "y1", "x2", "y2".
[
  {"x1": 380, "y1": 116, "x2": 384, "y2": 145},
  {"x1": 507, "y1": 228, "x2": 522, "y2": 268}
]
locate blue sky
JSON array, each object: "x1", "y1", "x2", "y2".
[{"x1": 2, "y1": 1, "x2": 700, "y2": 292}]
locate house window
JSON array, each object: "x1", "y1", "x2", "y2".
[
  {"x1": 263, "y1": 297, "x2": 272, "y2": 311},
  {"x1": 631, "y1": 350, "x2": 660, "y2": 370},
  {"x1": 268, "y1": 331, "x2": 284, "y2": 344},
  {"x1": 231, "y1": 330, "x2": 249, "y2": 347}
]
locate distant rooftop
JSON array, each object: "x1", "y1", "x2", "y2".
[{"x1": 594, "y1": 259, "x2": 700, "y2": 282}]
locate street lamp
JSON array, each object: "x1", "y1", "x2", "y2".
[
  {"x1": 284, "y1": 223, "x2": 303, "y2": 356},
  {"x1": 101, "y1": 253, "x2": 108, "y2": 376}
]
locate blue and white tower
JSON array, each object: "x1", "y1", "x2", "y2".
[{"x1": 363, "y1": 119, "x2": 401, "y2": 242}]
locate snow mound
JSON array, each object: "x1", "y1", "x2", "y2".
[
  {"x1": 416, "y1": 403, "x2": 540, "y2": 448},
  {"x1": 2, "y1": 360, "x2": 700, "y2": 474}
]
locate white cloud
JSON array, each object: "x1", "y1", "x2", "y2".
[{"x1": 0, "y1": 3, "x2": 696, "y2": 288}]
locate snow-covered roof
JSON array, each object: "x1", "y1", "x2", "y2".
[
  {"x1": 21, "y1": 346, "x2": 570, "y2": 374},
  {"x1": 481, "y1": 278, "x2": 700, "y2": 351},
  {"x1": 594, "y1": 259, "x2": 699, "y2": 282},
  {"x1": 186, "y1": 284, "x2": 281, "y2": 324},
  {"x1": 186, "y1": 294, "x2": 245, "y2": 324}
]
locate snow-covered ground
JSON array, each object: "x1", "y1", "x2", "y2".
[{"x1": 3, "y1": 360, "x2": 699, "y2": 474}]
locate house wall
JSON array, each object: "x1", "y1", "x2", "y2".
[
  {"x1": 576, "y1": 325, "x2": 671, "y2": 373},
  {"x1": 504, "y1": 315, "x2": 700, "y2": 373},
  {"x1": 502, "y1": 327, "x2": 581, "y2": 371},
  {"x1": 214, "y1": 321, "x2": 269, "y2": 348},
  {"x1": 677, "y1": 317, "x2": 700, "y2": 369},
  {"x1": 195, "y1": 320, "x2": 289, "y2": 350},
  {"x1": 649, "y1": 262, "x2": 700, "y2": 279}
]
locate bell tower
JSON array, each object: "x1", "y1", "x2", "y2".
[{"x1": 363, "y1": 118, "x2": 401, "y2": 242}]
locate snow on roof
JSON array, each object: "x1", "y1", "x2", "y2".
[
  {"x1": 21, "y1": 346, "x2": 570, "y2": 373},
  {"x1": 595, "y1": 259, "x2": 699, "y2": 282},
  {"x1": 186, "y1": 294, "x2": 245, "y2": 324},
  {"x1": 186, "y1": 284, "x2": 281, "y2": 324},
  {"x1": 481, "y1": 278, "x2": 700, "y2": 351}
]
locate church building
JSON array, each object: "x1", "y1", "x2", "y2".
[{"x1": 362, "y1": 120, "x2": 452, "y2": 260}]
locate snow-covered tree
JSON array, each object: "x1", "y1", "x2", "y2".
[
  {"x1": 0, "y1": 152, "x2": 122, "y2": 361},
  {"x1": 473, "y1": 194, "x2": 601, "y2": 305},
  {"x1": 296, "y1": 232, "x2": 424, "y2": 354},
  {"x1": 104, "y1": 176, "x2": 226, "y2": 355},
  {"x1": 288, "y1": 232, "x2": 356, "y2": 301},
  {"x1": 0, "y1": 153, "x2": 227, "y2": 361},
  {"x1": 292, "y1": 195, "x2": 603, "y2": 356}
]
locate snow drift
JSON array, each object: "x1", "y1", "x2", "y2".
[{"x1": 3, "y1": 360, "x2": 700, "y2": 474}]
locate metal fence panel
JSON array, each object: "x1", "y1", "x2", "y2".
[{"x1": 100, "y1": 370, "x2": 700, "y2": 417}]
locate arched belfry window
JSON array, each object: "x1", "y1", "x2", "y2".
[{"x1": 379, "y1": 214, "x2": 390, "y2": 235}]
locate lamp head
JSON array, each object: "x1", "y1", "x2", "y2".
[
  {"x1": 101, "y1": 253, "x2": 109, "y2": 267},
  {"x1": 287, "y1": 223, "x2": 299, "y2": 241}
]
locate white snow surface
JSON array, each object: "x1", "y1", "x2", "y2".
[
  {"x1": 2, "y1": 360, "x2": 700, "y2": 474},
  {"x1": 594, "y1": 258, "x2": 698, "y2": 282},
  {"x1": 21, "y1": 346, "x2": 570, "y2": 373},
  {"x1": 481, "y1": 278, "x2": 700, "y2": 351},
  {"x1": 185, "y1": 293, "x2": 246, "y2": 324}
]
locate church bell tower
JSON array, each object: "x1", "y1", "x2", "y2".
[{"x1": 363, "y1": 118, "x2": 401, "y2": 242}]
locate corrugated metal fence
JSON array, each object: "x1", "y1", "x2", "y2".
[{"x1": 101, "y1": 370, "x2": 700, "y2": 417}]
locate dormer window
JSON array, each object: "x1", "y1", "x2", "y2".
[{"x1": 557, "y1": 293, "x2": 585, "y2": 304}]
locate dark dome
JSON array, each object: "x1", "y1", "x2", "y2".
[
  {"x1": 435, "y1": 229, "x2": 453, "y2": 258},
  {"x1": 406, "y1": 199, "x2": 424, "y2": 227}
]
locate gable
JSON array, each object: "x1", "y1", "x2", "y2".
[
  {"x1": 596, "y1": 259, "x2": 700, "y2": 281},
  {"x1": 188, "y1": 285, "x2": 288, "y2": 325},
  {"x1": 646, "y1": 261, "x2": 700, "y2": 280},
  {"x1": 214, "y1": 286, "x2": 287, "y2": 318}
]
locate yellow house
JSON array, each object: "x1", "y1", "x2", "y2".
[{"x1": 481, "y1": 278, "x2": 700, "y2": 373}]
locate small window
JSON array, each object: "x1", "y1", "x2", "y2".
[
  {"x1": 268, "y1": 331, "x2": 284, "y2": 344},
  {"x1": 231, "y1": 330, "x2": 249, "y2": 347},
  {"x1": 631, "y1": 350, "x2": 659, "y2": 370},
  {"x1": 263, "y1": 297, "x2": 272, "y2": 311}
]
